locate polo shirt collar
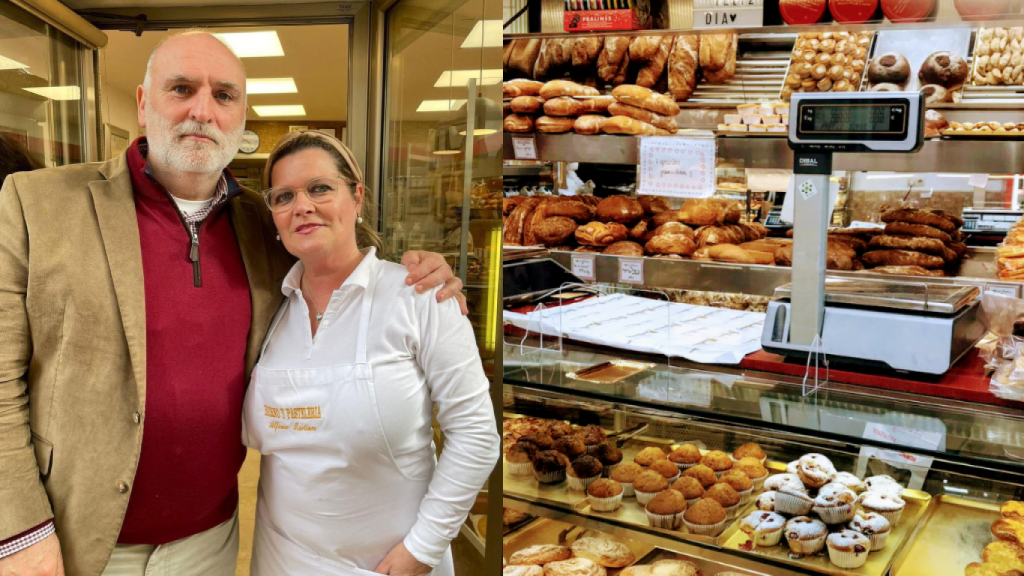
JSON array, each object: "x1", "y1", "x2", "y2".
[{"x1": 282, "y1": 247, "x2": 379, "y2": 297}]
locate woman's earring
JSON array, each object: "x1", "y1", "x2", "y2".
[
  {"x1": 276, "y1": 234, "x2": 281, "y2": 241},
  {"x1": 357, "y1": 216, "x2": 363, "y2": 225}
]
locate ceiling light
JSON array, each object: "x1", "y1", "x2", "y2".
[
  {"x1": 213, "y1": 31, "x2": 284, "y2": 58},
  {"x1": 247, "y1": 78, "x2": 297, "y2": 94},
  {"x1": 252, "y1": 105, "x2": 306, "y2": 117},
  {"x1": 460, "y1": 20, "x2": 503, "y2": 49},
  {"x1": 434, "y1": 69, "x2": 502, "y2": 88},
  {"x1": 0, "y1": 55, "x2": 28, "y2": 70},
  {"x1": 23, "y1": 86, "x2": 80, "y2": 100},
  {"x1": 417, "y1": 99, "x2": 467, "y2": 113}
]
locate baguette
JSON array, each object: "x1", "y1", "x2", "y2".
[
  {"x1": 535, "y1": 115, "x2": 576, "y2": 133},
  {"x1": 708, "y1": 244, "x2": 776, "y2": 265},
  {"x1": 629, "y1": 35, "x2": 664, "y2": 63},
  {"x1": 533, "y1": 38, "x2": 574, "y2": 80},
  {"x1": 668, "y1": 35, "x2": 701, "y2": 102},
  {"x1": 543, "y1": 97, "x2": 585, "y2": 117},
  {"x1": 510, "y1": 95, "x2": 544, "y2": 114},
  {"x1": 608, "y1": 102, "x2": 678, "y2": 132},
  {"x1": 574, "y1": 115, "x2": 607, "y2": 135},
  {"x1": 637, "y1": 35, "x2": 673, "y2": 88},
  {"x1": 540, "y1": 79, "x2": 600, "y2": 100},
  {"x1": 503, "y1": 114, "x2": 535, "y2": 133},
  {"x1": 503, "y1": 41, "x2": 514, "y2": 69},
  {"x1": 601, "y1": 115, "x2": 661, "y2": 136},
  {"x1": 701, "y1": 34, "x2": 737, "y2": 84},
  {"x1": 572, "y1": 36, "x2": 604, "y2": 68},
  {"x1": 612, "y1": 52, "x2": 632, "y2": 86},
  {"x1": 597, "y1": 36, "x2": 630, "y2": 83},
  {"x1": 507, "y1": 39, "x2": 542, "y2": 79},
  {"x1": 612, "y1": 84, "x2": 681, "y2": 117},
  {"x1": 504, "y1": 79, "x2": 544, "y2": 99}
]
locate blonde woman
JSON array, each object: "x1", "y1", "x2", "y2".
[{"x1": 242, "y1": 131, "x2": 499, "y2": 576}]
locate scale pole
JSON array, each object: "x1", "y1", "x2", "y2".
[{"x1": 790, "y1": 151, "x2": 832, "y2": 346}]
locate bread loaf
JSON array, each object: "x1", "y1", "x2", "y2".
[
  {"x1": 861, "y1": 265, "x2": 945, "y2": 277},
  {"x1": 540, "y1": 79, "x2": 600, "y2": 100},
  {"x1": 546, "y1": 199, "x2": 594, "y2": 220},
  {"x1": 607, "y1": 102, "x2": 678, "y2": 132},
  {"x1": 522, "y1": 200, "x2": 552, "y2": 246},
  {"x1": 881, "y1": 208, "x2": 958, "y2": 233},
  {"x1": 701, "y1": 34, "x2": 737, "y2": 84},
  {"x1": 862, "y1": 249, "x2": 945, "y2": 269},
  {"x1": 708, "y1": 244, "x2": 776, "y2": 265},
  {"x1": 576, "y1": 221, "x2": 629, "y2": 246},
  {"x1": 611, "y1": 85, "x2": 681, "y2": 117},
  {"x1": 612, "y1": 52, "x2": 632, "y2": 87},
  {"x1": 543, "y1": 97, "x2": 585, "y2": 117},
  {"x1": 645, "y1": 234, "x2": 697, "y2": 255},
  {"x1": 579, "y1": 95, "x2": 615, "y2": 114},
  {"x1": 534, "y1": 38, "x2": 574, "y2": 80},
  {"x1": 774, "y1": 245, "x2": 855, "y2": 270},
  {"x1": 637, "y1": 35, "x2": 673, "y2": 88},
  {"x1": 504, "y1": 79, "x2": 544, "y2": 98},
  {"x1": 596, "y1": 195, "x2": 645, "y2": 225},
  {"x1": 740, "y1": 239, "x2": 792, "y2": 254},
  {"x1": 603, "y1": 241, "x2": 644, "y2": 257},
  {"x1": 574, "y1": 115, "x2": 607, "y2": 135},
  {"x1": 535, "y1": 116, "x2": 575, "y2": 133},
  {"x1": 651, "y1": 210, "x2": 684, "y2": 227},
  {"x1": 503, "y1": 41, "x2": 514, "y2": 69},
  {"x1": 668, "y1": 35, "x2": 701, "y2": 102},
  {"x1": 629, "y1": 35, "x2": 664, "y2": 63},
  {"x1": 868, "y1": 234, "x2": 947, "y2": 256},
  {"x1": 678, "y1": 199, "x2": 727, "y2": 227},
  {"x1": 503, "y1": 114, "x2": 535, "y2": 133},
  {"x1": 652, "y1": 221, "x2": 695, "y2": 239},
  {"x1": 598, "y1": 36, "x2": 631, "y2": 83},
  {"x1": 572, "y1": 36, "x2": 604, "y2": 68},
  {"x1": 507, "y1": 39, "x2": 542, "y2": 79},
  {"x1": 534, "y1": 216, "x2": 579, "y2": 246},
  {"x1": 510, "y1": 95, "x2": 544, "y2": 114},
  {"x1": 696, "y1": 225, "x2": 746, "y2": 247},
  {"x1": 639, "y1": 195, "x2": 671, "y2": 215},
  {"x1": 884, "y1": 222, "x2": 953, "y2": 243},
  {"x1": 503, "y1": 198, "x2": 542, "y2": 245},
  {"x1": 601, "y1": 115, "x2": 660, "y2": 136}
]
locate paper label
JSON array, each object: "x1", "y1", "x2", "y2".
[
  {"x1": 988, "y1": 284, "x2": 1020, "y2": 298},
  {"x1": 618, "y1": 258, "x2": 644, "y2": 285},
  {"x1": 694, "y1": 0, "x2": 764, "y2": 29},
  {"x1": 571, "y1": 254, "x2": 596, "y2": 281},
  {"x1": 511, "y1": 136, "x2": 538, "y2": 160},
  {"x1": 860, "y1": 423, "x2": 943, "y2": 470},
  {"x1": 638, "y1": 136, "x2": 716, "y2": 199},
  {"x1": 798, "y1": 179, "x2": 819, "y2": 199}
]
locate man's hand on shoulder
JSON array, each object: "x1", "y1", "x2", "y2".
[
  {"x1": 0, "y1": 534, "x2": 64, "y2": 576},
  {"x1": 400, "y1": 251, "x2": 468, "y2": 315}
]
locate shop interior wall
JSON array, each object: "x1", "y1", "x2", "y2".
[{"x1": 848, "y1": 172, "x2": 1012, "y2": 222}]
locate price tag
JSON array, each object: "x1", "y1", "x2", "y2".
[
  {"x1": 571, "y1": 254, "x2": 595, "y2": 281},
  {"x1": 857, "y1": 423, "x2": 944, "y2": 489},
  {"x1": 618, "y1": 258, "x2": 644, "y2": 285},
  {"x1": 988, "y1": 284, "x2": 1020, "y2": 298},
  {"x1": 968, "y1": 173, "x2": 989, "y2": 188},
  {"x1": 693, "y1": 0, "x2": 764, "y2": 29},
  {"x1": 511, "y1": 136, "x2": 538, "y2": 160},
  {"x1": 637, "y1": 136, "x2": 716, "y2": 199},
  {"x1": 920, "y1": 188, "x2": 933, "y2": 199}
]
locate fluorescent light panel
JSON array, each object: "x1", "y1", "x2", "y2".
[
  {"x1": 252, "y1": 104, "x2": 306, "y2": 117},
  {"x1": 434, "y1": 69, "x2": 502, "y2": 88},
  {"x1": 0, "y1": 55, "x2": 28, "y2": 70},
  {"x1": 23, "y1": 86, "x2": 80, "y2": 100},
  {"x1": 417, "y1": 99, "x2": 467, "y2": 112},
  {"x1": 460, "y1": 20, "x2": 503, "y2": 48},
  {"x1": 213, "y1": 31, "x2": 284, "y2": 58},
  {"x1": 247, "y1": 77, "x2": 297, "y2": 94}
]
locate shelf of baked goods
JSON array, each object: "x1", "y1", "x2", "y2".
[{"x1": 500, "y1": 388, "x2": 1024, "y2": 576}]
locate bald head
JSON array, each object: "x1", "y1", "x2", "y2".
[{"x1": 143, "y1": 30, "x2": 246, "y2": 97}]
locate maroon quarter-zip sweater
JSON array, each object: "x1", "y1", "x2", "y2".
[{"x1": 118, "y1": 138, "x2": 253, "y2": 544}]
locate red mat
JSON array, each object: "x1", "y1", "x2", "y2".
[{"x1": 740, "y1": 348, "x2": 1024, "y2": 407}]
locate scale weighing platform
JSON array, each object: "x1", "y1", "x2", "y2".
[{"x1": 761, "y1": 92, "x2": 985, "y2": 374}]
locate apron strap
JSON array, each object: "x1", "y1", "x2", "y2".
[
  {"x1": 355, "y1": 263, "x2": 378, "y2": 366},
  {"x1": 260, "y1": 300, "x2": 289, "y2": 359}
]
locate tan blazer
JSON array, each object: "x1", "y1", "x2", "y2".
[{"x1": 0, "y1": 153, "x2": 294, "y2": 576}]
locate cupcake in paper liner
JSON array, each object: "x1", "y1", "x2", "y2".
[
  {"x1": 785, "y1": 516, "x2": 827, "y2": 556},
  {"x1": 669, "y1": 444, "x2": 702, "y2": 472},
  {"x1": 593, "y1": 443, "x2": 623, "y2": 478},
  {"x1": 532, "y1": 450, "x2": 570, "y2": 484},
  {"x1": 682, "y1": 498, "x2": 728, "y2": 537},
  {"x1": 763, "y1": 473, "x2": 804, "y2": 494},
  {"x1": 682, "y1": 465, "x2": 719, "y2": 490},
  {"x1": 634, "y1": 446, "x2": 668, "y2": 468},
  {"x1": 699, "y1": 450, "x2": 734, "y2": 479},
  {"x1": 813, "y1": 483, "x2": 858, "y2": 524},
  {"x1": 671, "y1": 476, "x2": 705, "y2": 508},
  {"x1": 827, "y1": 530, "x2": 871, "y2": 569},
  {"x1": 732, "y1": 443, "x2": 767, "y2": 465},
  {"x1": 740, "y1": 511, "x2": 787, "y2": 547},
  {"x1": 610, "y1": 463, "x2": 643, "y2": 498},
  {"x1": 567, "y1": 474, "x2": 601, "y2": 492},
  {"x1": 833, "y1": 471, "x2": 865, "y2": 494},
  {"x1": 645, "y1": 489, "x2": 687, "y2": 530},
  {"x1": 719, "y1": 470, "x2": 755, "y2": 506},
  {"x1": 633, "y1": 470, "x2": 670, "y2": 505},
  {"x1": 857, "y1": 492, "x2": 906, "y2": 526},
  {"x1": 505, "y1": 441, "x2": 539, "y2": 477},
  {"x1": 754, "y1": 491, "x2": 778, "y2": 513},
  {"x1": 774, "y1": 487, "x2": 815, "y2": 516},
  {"x1": 795, "y1": 453, "x2": 837, "y2": 489},
  {"x1": 734, "y1": 457, "x2": 771, "y2": 492},
  {"x1": 649, "y1": 460, "x2": 682, "y2": 487},
  {"x1": 587, "y1": 479, "x2": 624, "y2": 513},
  {"x1": 566, "y1": 456, "x2": 603, "y2": 492},
  {"x1": 864, "y1": 474, "x2": 904, "y2": 498},
  {"x1": 849, "y1": 510, "x2": 891, "y2": 551},
  {"x1": 703, "y1": 483, "x2": 742, "y2": 520},
  {"x1": 575, "y1": 425, "x2": 607, "y2": 456}
]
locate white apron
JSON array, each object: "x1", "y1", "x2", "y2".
[{"x1": 243, "y1": 270, "x2": 455, "y2": 576}]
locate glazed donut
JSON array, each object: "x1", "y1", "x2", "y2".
[
  {"x1": 867, "y1": 52, "x2": 911, "y2": 85},
  {"x1": 862, "y1": 249, "x2": 946, "y2": 269},
  {"x1": 645, "y1": 233, "x2": 697, "y2": 255},
  {"x1": 919, "y1": 51, "x2": 970, "y2": 89},
  {"x1": 534, "y1": 216, "x2": 580, "y2": 246},
  {"x1": 920, "y1": 84, "x2": 951, "y2": 104},
  {"x1": 796, "y1": 454, "x2": 837, "y2": 488},
  {"x1": 870, "y1": 82, "x2": 902, "y2": 92},
  {"x1": 881, "y1": 208, "x2": 958, "y2": 234},
  {"x1": 884, "y1": 222, "x2": 953, "y2": 243},
  {"x1": 868, "y1": 235, "x2": 947, "y2": 256}
]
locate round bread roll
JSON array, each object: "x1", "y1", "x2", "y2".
[
  {"x1": 569, "y1": 538, "x2": 635, "y2": 568},
  {"x1": 919, "y1": 51, "x2": 969, "y2": 89},
  {"x1": 867, "y1": 52, "x2": 911, "y2": 85},
  {"x1": 542, "y1": 558, "x2": 607, "y2": 576},
  {"x1": 651, "y1": 210, "x2": 684, "y2": 227},
  {"x1": 870, "y1": 82, "x2": 902, "y2": 92},
  {"x1": 509, "y1": 544, "x2": 572, "y2": 565},
  {"x1": 639, "y1": 195, "x2": 671, "y2": 215},
  {"x1": 596, "y1": 195, "x2": 644, "y2": 225},
  {"x1": 535, "y1": 116, "x2": 575, "y2": 133},
  {"x1": 924, "y1": 109, "x2": 949, "y2": 136},
  {"x1": 920, "y1": 84, "x2": 951, "y2": 104},
  {"x1": 534, "y1": 216, "x2": 580, "y2": 246},
  {"x1": 603, "y1": 241, "x2": 644, "y2": 257},
  {"x1": 504, "y1": 566, "x2": 544, "y2": 576},
  {"x1": 645, "y1": 234, "x2": 697, "y2": 256},
  {"x1": 652, "y1": 221, "x2": 695, "y2": 239},
  {"x1": 547, "y1": 200, "x2": 594, "y2": 221}
]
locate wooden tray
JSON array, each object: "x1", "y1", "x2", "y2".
[
  {"x1": 891, "y1": 495, "x2": 1000, "y2": 576},
  {"x1": 718, "y1": 490, "x2": 932, "y2": 576},
  {"x1": 502, "y1": 517, "x2": 654, "y2": 575}
]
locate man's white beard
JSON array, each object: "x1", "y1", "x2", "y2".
[{"x1": 145, "y1": 109, "x2": 243, "y2": 175}]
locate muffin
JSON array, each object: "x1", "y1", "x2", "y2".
[
  {"x1": 795, "y1": 454, "x2": 836, "y2": 488},
  {"x1": 532, "y1": 450, "x2": 570, "y2": 484},
  {"x1": 775, "y1": 486, "x2": 815, "y2": 516},
  {"x1": 733, "y1": 457, "x2": 770, "y2": 490},
  {"x1": 670, "y1": 476, "x2": 706, "y2": 507},
  {"x1": 703, "y1": 483, "x2": 742, "y2": 519},
  {"x1": 732, "y1": 443, "x2": 766, "y2": 463},
  {"x1": 668, "y1": 444, "x2": 702, "y2": 471},
  {"x1": 592, "y1": 443, "x2": 623, "y2": 476},
  {"x1": 545, "y1": 420, "x2": 573, "y2": 440},
  {"x1": 587, "y1": 478, "x2": 624, "y2": 512},
  {"x1": 764, "y1": 473, "x2": 804, "y2": 494},
  {"x1": 719, "y1": 470, "x2": 754, "y2": 505},
  {"x1": 567, "y1": 455, "x2": 604, "y2": 492},
  {"x1": 682, "y1": 465, "x2": 718, "y2": 489},
  {"x1": 858, "y1": 492, "x2": 906, "y2": 526},
  {"x1": 682, "y1": 498, "x2": 728, "y2": 536},
  {"x1": 574, "y1": 425, "x2": 607, "y2": 454},
  {"x1": 849, "y1": 510, "x2": 892, "y2": 551},
  {"x1": 610, "y1": 462, "x2": 644, "y2": 497},
  {"x1": 864, "y1": 475, "x2": 904, "y2": 498},
  {"x1": 813, "y1": 483, "x2": 857, "y2": 524},
  {"x1": 506, "y1": 441, "x2": 538, "y2": 476},
  {"x1": 785, "y1": 516, "x2": 828, "y2": 556},
  {"x1": 699, "y1": 450, "x2": 734, "y2": 477},
  {"x1": 827, "y1": 530, "x2": 871, "y2": 569},
  {"x1": 833, "y1": 471, "x2": 864, "y2": 494},
  {"x1": 552, "y1": 436, "x2": 586, "y2": 460},
  {"x1": 633, "y1": 470, "x2": 670, "y2": 506},
  {"x1": 645, "y1": 489, "x2": 687, "y2": 530},
  {"x1": 740, "y1": 511, "x2": 787, "y2": 546},
  {"x1": 519, "y1": 432, "x2": 554, "y2": 451},
  {"x1": 786, "y1": 460, "x2": 799, "y2": 474},
  {"x1": 755, "y1": 491, "x2": 777, "y2": 512},
  {"x1": 634, "y1": 446, "x2": 668, "y2": 467},
  {"x1": 649, "y1": 459, "x2": 681, "y2": 483}
]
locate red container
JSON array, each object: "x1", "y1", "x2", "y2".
[
  {"x1": 780, "y1": 0, "x2": 829, "y2": 24},
  {"x1": 954, "y1": 0, "x2": 1016, "y2": 21},
  {"x1": 881, "y1": 0, "x2": 937, "y2": 22},
  {"x1": 829, "y1": 0, "x2": 882, "y2": 23},
  {"x1": 564, "y1": 8, "x2": 644, "y2": 31}
]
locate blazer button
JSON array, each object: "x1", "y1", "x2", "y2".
[
  {"x1": 116, "y1": 481, "x2": 129, "y2": 494},
  {"x1": 133, "y1": 412, "x2": 141, "y2": 424}
]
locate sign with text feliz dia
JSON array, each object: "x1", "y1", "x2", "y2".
[
  {"x1": 637, "y1": 136, "x2": 716, "y2": 199},
  {"x1": 694, "y1": 0, "x2": 764, "y2": 29}
]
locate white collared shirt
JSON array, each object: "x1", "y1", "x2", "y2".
[{"x1": 256, "y1": 248, "x2": 499, "y2": 565}]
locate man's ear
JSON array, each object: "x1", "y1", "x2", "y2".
[{"x1": 137, "y1": 85, "x2": 147, "y2": 127}]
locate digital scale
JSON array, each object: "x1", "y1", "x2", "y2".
[
  {"x1": 962, "y1": 209, "x2": 1024, "y2": 234},
  {"x1": 761, "y1": 92, "x2": 985, "y2": 374}
]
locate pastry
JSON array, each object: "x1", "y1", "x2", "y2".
[
  {"x1": 678, "y1": 199, "x2": 727, "y2": 227},
  {"x1": 668, "y1": 35, "x2": 700, "y2": 102},
  {"x1": 607, "y1": 102, "x2": 678, "y2": 132},
  {"x1": 755, "y1": 491, "x2": 777, "y2": 512},
  {"x1": 552, "y1": 435, "x2": 586, "y2": 459},
  {"x1": 574, "y1": 115, "x2": 607, "y2": 135},
  {"x1": 543, "y1": 97, "x2": 585, "y2": 117},
  {"x1": 637, "y1": 36, "x2": 672, "y2": 88},
  {"x1": 868, "y1": 234, "x2": 947, "y2": 256},
  {"x1": 858, "y1": 492, "x2": 907, "y2": 526},
  {"x1": 718, "y1": 470, "x2": 754, "y2": 497},
  {"x1": 633, "y1": 470, "x2": 671, "y2": 505},
  {"x1": 510, "y1": 544, "x2": 573, "y2": 566},
  {"x1": 610, "y1": 462, "x2": 643, "y2": 496},
  {"x1": 849, "y1": 510, "x2": 892, "y2": 551},
  {"x1": 505, "y1": 566, "x2": 544, "y2": 576},
  {"x1": 700, "y1": 33, "x2": 737, "y2": 84},
  {"x1": 603, "y1": 241, "x2": 644, "y2": 257},
  {"x1": 862, "y1": 249, "x2": 945, "y2": 269},
  {"x1": 533, "y1": 38, "x2": 574, "y2": 81},
  {"x1": 634, "y1": 446, "x2": 668, "y2": 467},
  {"x1": 570, "y1": 538, "x2": 635, "y2": 568},
  {"x1": 639, "y1": 195, "x2": 671, "y2": 215},
  {"x1": 870, "y1": 82, "x2": 903, "y2": 91},
  {"x1": 587, "y1": 479, "x2": 624, "y2": 512},
  {"x1": 503, "y1": 507, "x2": 531, "y2": 528},
  {"x1": 645, "y1": 489, "x2": 688, "y2": 530},
  {"x1": 510, "y1": 96, "x2": 545, "y2": 114},
  {"x1": 925, "y1": 109, "x2": 949, "y2": 136},
  {"x1": 671, "y1": 476, "x2": 706, "y2": 505},
  {"x1": 611, "y1": 85, "x2": 681, "y2": 117},
  {"x1": 796, "y1": 453, "x2": 837, "y2": 488},
  {"x1": 539, "y1": 80, "x2": 600, "y2": 100},
  {"x1": 765, "y1": 473, "x2": 804, "y2": 493},
  {"x1": 994, "y1": 517, "x2": 1024, "y2": 544},
  {"x1": 535, "y1": 116, "x2": 576, "y2": 133},
  {"x1": 601, "y1": 115, "x2": 662, "y2": 136},
  {"x1": 833, "y1": 472, "x2": 865, "y2": 493},
  {"x1": 813, "y1": 483, "x2": 858, "y2": 524},
  {"x1": 734, "y1": 458, "x2": 769, "y2": 488},
  {"x1": 699, "y1": 450, "x2": 733, "y2": 475},
  {"x1": 504, "y1": 114, "x2": 535, "y2": 133},
  {"x1": 506, "y1": 442, "x2": 538, "y2": 475},
  {"x1": 575, "y1": 222, "x2": 628, "y2": 246},
  {"x1": 740, "y1": 511, "x2": 787, "y2": 546},
  {"x1": 645, "y1": 234, "x2": 696, "y2": 256},
  {"x1": 567, "y1": 455, "x2": 604, "y2": 491},
  {"x1": 507, "y1": 39, "x2": 542, "y2": 79},
  {"x1": 982, "y1": 540, "x2": 1024, "y2": 571},
  {"x1": 775, "y1": 486, "x2": 815, "y2": 516},
  {"x1": 542, "y1": 558, "x2": 607, "y2": 576},
  {"x1": 786, "y1": 516, "x2": 828, "y2": 556},
  {"x1": 921, "y1": 84, "x2": 951, "y2": 104},
  {"x1": 868, "y1": 52, "x2": 911, "y2": 85},
  {"x1": 592, "y1": 443, "x2": 623, "y2": 472},
  {"x1": 504, "y1": 79, "x2": 545, "y2": 98},
  {"x1": 1003, "y1": 502, "x2": 1024, "y2": 519},
  {"x1": 920, "y1": 51, "x2": 970, "y2": 88},
  {"x1": 682, "y1": 498, "x2": 728, "y2": 536},
  {"x1": 826, "y1": 530, "x2": 871, "y2": 569},
  {"x1": 733, "y1": 443, "x2": 766, "y2": 461},
  {"x1": 597, "y1": 36, "x2": 630, "y2": 83},
  {"x1": 668, "y1": 444, "x2": 702, "y2": 469},
  {"x1": 572, "y1": 36, "x2": 604, "y2": 68},
  {"x1": 596, "y1": 195, "x2": 644, "y2": 225}
]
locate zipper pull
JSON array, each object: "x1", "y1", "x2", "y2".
[{"x1": 190, "y1": 231, "x2": 201, "y2": 287}]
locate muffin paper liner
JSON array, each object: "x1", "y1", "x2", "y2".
[
  {"x1": 861, "y1": 505, "x2": 904, "y2": 527},
  {"x1": 723, "y1": 502, "x2": 741, "y2": 520},
  {"x1": 774, "y1": 492, "x2": 814, "y2": 516},
  {"x1": 683, "y1": 518, "x2": 727, "y2": 537},
  {"x1": 620, "y1": 482, "x2": 635, "y2": 497},
  {"x1": 751, "y1": 472, "x2": 769, "y2": 492},
  {"x1": 507, "y1": 461, "x2": 533, "y2": 476},
  {"x1": 827, "y1": 546, "x2": 869, "y2": 569},
  {"x1": 673, "y1": 461, "x2": 698, "y2": 472},
  {"x1": 646, "y1": 510, "x2": 685, "y2": 530},
  {"x1": 603, "y1": 463, "x2": 620, "y2": 478},
  {"x1": 753, "y1": 529, "x2": 784, "y2": 547},
  {"x1": 814, "y1": 503, "x2": 855, "y2": 525},
  {"x1": 786, "y1": 534, "x2": 826, "y2": 556},
  {"x1": 567, "y1": 474, "x2": 601, "y2": 492},
  {"x1": 589, "y1": 493, "x2": 623, "y2": 512},
  {"x1": 635, "y1": 489, "x2": 659, "y2": 506},
  {"x1": 867, "y1": 531, "x2": 889, "y2": 551},
  {"x1": 685, "y1": 496, "x2": 703, "y2": 509},
  {"x1": 584, "y1": 444, "x2": 601, "y2": 455},
  {"x1": 534, "y1": 469, "x2": 566, "y2": 484},
  {"x1": 737, "y1": 487, "x2": 754, "y2": 506}
]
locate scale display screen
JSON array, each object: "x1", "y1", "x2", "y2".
[
  {"x1": 789, "y1": 93, "x2": 924, "y2": 152},
  {"x1": 804, "y1": 103, "x2": 906, "y2": 134}
]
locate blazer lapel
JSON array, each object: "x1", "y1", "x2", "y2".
[
  {"x1": 229, "y1": 195, "x2": 274, "y2": 377},
  {"x1": 89, "y1": 155, "x2": 147, "y2": 396}
]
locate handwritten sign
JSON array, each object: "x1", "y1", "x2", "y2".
[
  {"x1": 858, "y1": 423, "x2": 944, "y2": 487},
  {"x1": 694, "y1": 0, "x2": 764, "y2": 29},
  {"x1": 618, "y1": 258, "x2": 644, "y2": 285},
  {"x1": 511, "y1": 136, "x2": 538, "y2": 160},
  {"x1": 571, "y1": 254, "x2": 595, "y2": 281},
  {"x1": 638, "y1": 136, "x2": 716, "y2": 199}
]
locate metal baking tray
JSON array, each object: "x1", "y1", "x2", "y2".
[
  {"x1": 773, "y1": 278, "x2": 979, "y2": 314},
  {"x1": 891, "y1": 495, "x2": 1000, "y2": 576},
  {"x1": 567, "y1": 360, "x2": 658, "y2": 384},
  {"x1": 631, "y1": 547, "x2": 768, "y2": 576},
  {"x1": 502, "y1": 517, "x2": 655, "y2": 575},
  {"x1": 718, "y1": 489, "x2": 931, "y2": 576}
]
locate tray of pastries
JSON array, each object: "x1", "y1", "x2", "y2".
[
  {"x1": 941, "y1": 121, "x2": 1024, "y2": 137},
  {"x1": 503, "y1": 518, "x2": 653, "y2": 576},
  {"x1": 717, "y1": 102, "x2": 790, "y2": 136}
]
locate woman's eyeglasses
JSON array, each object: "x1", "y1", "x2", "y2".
[{"x1": 261, "y1": 175, "x2": 349, "y2": 213}]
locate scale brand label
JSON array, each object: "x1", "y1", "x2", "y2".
[
  {"x1": 571, "y1": 254, "x2": 595, "y2": 281},
  {"x1": 618, "y1": 258, "x2": 644, "y2": 285},
  {"x1": 511, "y1": 136, "x2": 538, "y2": 160},
  {"x1": 693, "y1": 0, "x2": 763, "y2": 29}
]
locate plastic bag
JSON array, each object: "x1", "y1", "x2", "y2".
[{"x1": 978, "y1": 292, "x2": 1024, "y2": 399}]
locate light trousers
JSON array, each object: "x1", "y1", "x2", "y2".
[{"x1": 100, "y1": 510, "x2": 239, "y2": 576}]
